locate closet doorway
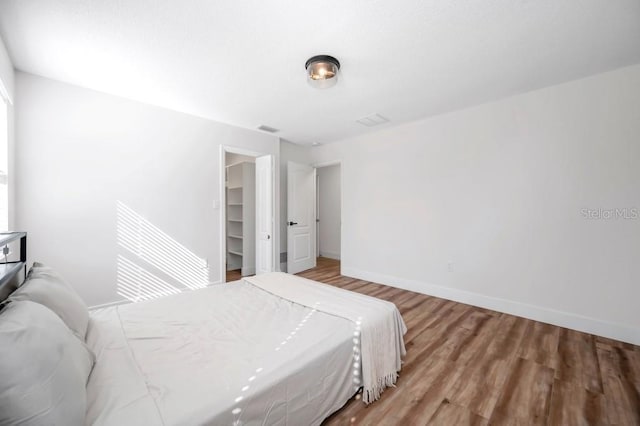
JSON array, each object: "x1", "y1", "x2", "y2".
[
  {"x1": 225, "y1": 153, "x2": 255, "y2": 281},
  {"x1": 221, "y1": 147, "x2": 275, "y2": 283}
]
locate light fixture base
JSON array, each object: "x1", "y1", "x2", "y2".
[
  {"x1": 305, "y1": 55, "x2": 340, "y2": 89},
  {"x1": 305, "y1": 55, "x2": 340, "y2": 71}
]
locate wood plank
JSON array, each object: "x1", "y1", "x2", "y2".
[
  {"x1": 548, "y1": 379, "x2": 608, "y2": 425},
  {"x1": 554, "y1": 328, "x2": 603, "y2": 393},
  {"x1": 426, "y1": 401, "x2": 489, "y2": 426},
  {"x1": 600, "y1": 373, "x2": 640, "y2": 425},
  {"x1": 385, "y1": 288, "x2": 421, "y2": 308},
  {"x1": 484, "y1": 314, "x2": 529, "y2": 361},
  {"x1": 595, "y1": 335, "x2": 637, "y2": 351},
  {"x1": 225, "y1": 269, "x2": 242, "y2": 282},
  {"x1": 597, "y1": 345, "x2": 640, "y2": 425},
  {"x1": 517, "y1": 320, "x2": 560, "y2": 369},
  {"x1": 360, "y1": 355, "x2": 463, "y2": 425},
  {"x1": 447, "y1": 311, "x2": 498, "y2": 365},
  {"x1": 489, "y1": 357, "x2": 555, "y2": 425},
  {"x1": 599, "y1": 346, "x2": 640, "y2": 385},
  {"x1": 447, "y1": 355, "x2": 512, "y2": 419}
]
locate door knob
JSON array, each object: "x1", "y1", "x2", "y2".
[{"x1": 288, "y1": 221, "x2": 298, "y2": 226}]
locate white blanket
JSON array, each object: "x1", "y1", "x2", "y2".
[
  {"x1": 86, "y1": 282, "x2": 357, "y2": 425},
  {"x1": 244, "y1": 272, "x2": 407, "y2": 404}
]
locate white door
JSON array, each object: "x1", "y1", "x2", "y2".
[
  {"x1": 287, "y1": 161, "x2": 316, "y2": 274},
  {"x1": 255, "y1": 155, "x2": 274, "y2": 274}
]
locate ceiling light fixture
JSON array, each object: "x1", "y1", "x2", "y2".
[{"x1": 305, "y1": 55, "x2": 340, "y2": 89}]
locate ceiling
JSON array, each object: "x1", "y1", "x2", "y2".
[{"x1": 0, "y1": 1, "x2": 639, "y2": 145}]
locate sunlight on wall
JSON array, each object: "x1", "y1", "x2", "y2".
[
  {"x1": 116, "y1": 255, "x2": 182, "y2": 302},
  {"x1": 116, "y1": 201, "x2": 210, "y2": 302}
]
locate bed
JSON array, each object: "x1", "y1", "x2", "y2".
[
  {"x1": 0, "y1": 233, "x2": 406, "y2": 425},
  {"x1": 85, "y1": 280, "x2": 359, "y2": 425}
]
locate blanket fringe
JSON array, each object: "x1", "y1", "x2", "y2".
[{"x1": 363, "y1": 372, "x2": 399, "y2": 405}]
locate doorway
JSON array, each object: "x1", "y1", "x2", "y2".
[
  {"x1": 316, "y1": 163, "x2": 341, "y2": 261},
  {"x1": 221, "y1": 147, "x2": 275, "y2": 283},
  {"x1": 286, "y1": 161, "x2": 341, "y2": 274},
  {"x1": 225, "y1": 152, "x2": 255, "y2": 282}
]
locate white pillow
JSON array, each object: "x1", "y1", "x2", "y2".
[
  {"x1": 10, "y1": 262, "x2": 89, "y2": 339},
  {"x1": 0, "y1": 300, "x2": 94, "y2": 426}
]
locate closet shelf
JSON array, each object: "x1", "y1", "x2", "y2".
[{"x1": 226, "y1": 161, "x2": 255, "y2": 274}]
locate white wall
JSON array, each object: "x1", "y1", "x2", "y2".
[
  {"x1": 0, "y1": 34, "x2": 13, "y2": 101},
  {"x1": 279, "y1": 140, "x2": 311, "y2": 270},
  {"x1": 312, "y1": 64, "x2": 640, "y2": 345},
  {"x1": 15, "y1": 72, "x2": 279, "y2": 306},
  {"x1": 317, "y1": 164, "x2": 341, "y2": 259},
  {"x1": 0, "y1": 34, "x2": 15, "y2": 230}
]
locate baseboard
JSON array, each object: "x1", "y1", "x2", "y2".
[
  {"x1": 89, "y1": 299, "x2": 131, "y2": 311},
  {"x1": 342, "y1": 266, "x2": 640, "y2": 346},
  {"x1": 319, "y1": 251, "x2": 341, "y2": 260}
]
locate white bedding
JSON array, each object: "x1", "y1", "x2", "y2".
[
  {"x1": 245, "y1": 273, "x2": 406, "y2": 404},
  {"x1": 85, "y1": 281, "x2": 358, "y2": 426}
]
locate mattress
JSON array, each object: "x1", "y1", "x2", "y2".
[{"x1": 85, "y1": 281, "x2": 358, "y2": 426}]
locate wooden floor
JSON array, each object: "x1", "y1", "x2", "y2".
[
  {"x1": 296, "y1": 257, "x2": 640, "y2": 426},
  {"x1": 226, "y1": 269, "x2": 242, "y2": 282}
]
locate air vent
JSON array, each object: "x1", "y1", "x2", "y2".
[
  {"x1": 257, "y1": 125, "x2": 280, "y2": 133},
  {"x1": 356, "y1": 113, "x2": 389, "y2": 127}
]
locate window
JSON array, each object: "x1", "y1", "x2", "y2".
[{"x1": 0, "y1": 93, "x2": 7, "y2": 231}]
